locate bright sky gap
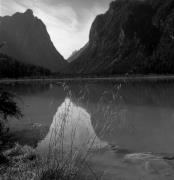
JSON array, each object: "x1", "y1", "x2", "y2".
[{"x1": 0, "y1": 0, "x2": 112, "y2": 59}]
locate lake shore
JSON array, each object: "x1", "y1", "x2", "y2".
[{"x1": 1, "y1": 75, "x2": 174, "y2": 83}]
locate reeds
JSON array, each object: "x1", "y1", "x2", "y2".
[{"x1": 0, "y1": 81, "x2": 122, "y2": 180}]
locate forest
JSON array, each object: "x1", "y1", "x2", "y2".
[{"x1": 0, "y1": 53, "x2": 51, "y2": 78}]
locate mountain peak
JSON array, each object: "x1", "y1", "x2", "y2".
[
  {"x1": 0, "y1": 9, "x2": 67, "y2": 72},
  {"x1": 24, "y1": 9, "x2": 34, "y2": 16}
]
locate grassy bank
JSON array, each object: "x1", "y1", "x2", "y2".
[{"x1": 0, "y1": 144, "x2": 93, "y2": 180}]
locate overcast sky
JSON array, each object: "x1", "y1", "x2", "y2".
[{"x1": 0, "y1": 0, "x2": 112, "y2": 58}]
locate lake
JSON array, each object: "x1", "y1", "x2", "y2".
[{"x1": 1, "y1": 79, "x2": 174, "y2": 179}]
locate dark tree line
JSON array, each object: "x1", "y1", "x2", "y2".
[{"x1": 0, "y1": 53, "x2": 51, "y2": 79}]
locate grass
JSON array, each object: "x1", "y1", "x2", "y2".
[
  {"x1": 0, "y1": 144, "x2": 36, "y2": 180},
  {"x1": 0, "y1": 82, "x2": 121, "y2": 180},
  {"x1": 0, "y1": 143, "x2": 79, "y2": 180},
  {"x1": 0, "y1": 140, "x2": 98, "y2": 180}
]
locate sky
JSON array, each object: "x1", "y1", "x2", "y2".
[{"x1": 0, "y1": 0, "x2": 112, "y2": 59}]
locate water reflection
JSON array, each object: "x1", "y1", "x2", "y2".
[
  {"x1": 6, "y1": 80, "x2": 174, "y2": 154},
  {"x1": 4, "y1": 80, "x2": 174, "y2": 179},
  {"x1": 37, "y1": 98, "x2": 108, "y2": 156}
]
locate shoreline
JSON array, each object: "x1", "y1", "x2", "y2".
[{"x1": 1, "y1": 75, "x2": 174, "y2": 83}]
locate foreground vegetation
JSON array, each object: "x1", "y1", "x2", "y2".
[
  {"x1": 0, "y1": 85, "x2": 109, "y2": 180},
  {"x1": 0, "y1": 143, "x2": 82, "y2": 180},
  {"x1": 2, "y1": 81, "x2": 174, "y2": 179},
  {"x1": 0, "y1": 91, "x2": 22, "y2": 149}
]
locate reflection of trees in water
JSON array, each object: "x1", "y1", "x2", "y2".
[
  {"x1": 62, "y1": 81, "x2": 130, "y2": 141},
  {"x1": 0, "y1": 82, "x2": 51, "y2": 96},
  {"x1": 3, "y1": 80, "x2": 174, "y2": 106},
  {"x1": 3, "y1": 80, "x2": 174, "y2": 151},
  {"x1": 62, "y1": 80, "x2": 174, "y2": 143},
  {"x1": 66, "y1": 80, "x2": 174, "y2": 110}
]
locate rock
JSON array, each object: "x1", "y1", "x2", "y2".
[
  {"x1": 124, "y1": 152, "x2": 174, "y2": 177},
  {"x1": 124, "y1": 153, "x2": 161, "y2": 163},
  {"x1": 31, "y1": 123, "x2": 42, "y2": 128},
  {"x1": 0, "y1": 9, "x2": 67, "y2": 72},
  {"x1": 163, "y1": 156, "x2": 174, "y2": 161},
  {"x1": 65, "y1": 0, "x2": 174, "y2": 76}
]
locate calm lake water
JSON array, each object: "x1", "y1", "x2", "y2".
[{"x1": 2, "y1": 79, "x2": 174, "y2": 179}]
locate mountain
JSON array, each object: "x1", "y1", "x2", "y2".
[
  {"x1": 67, "y1": 43, "x2": 88, "y2": 63},
  {"x1": 0, "y1": 9, "x2": 67, "y2": 72},
  {"x1": 65, "y1": 0, "x2": 174, "y2": 76}
]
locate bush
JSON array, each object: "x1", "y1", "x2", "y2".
[{"x1": 0, "y1": 91, "x2": 22, "y2": 148}]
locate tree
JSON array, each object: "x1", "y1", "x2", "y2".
[{"x1": 0, "y1": 91, "x2": 22, "y2": 147}]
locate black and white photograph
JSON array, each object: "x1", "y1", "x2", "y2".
[{"x1": 1, "y1": 0, "x2": 174, "y2": 179}]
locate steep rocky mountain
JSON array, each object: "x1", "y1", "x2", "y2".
[
  {"x1": 65, "y1": 0, "x2": 174, "y2": 76},
  {"x1": 67, "y1": 43, "x2": 88, "y2": 63},
  {"x1": 0, "y1": 9, "x2": 67, "y2": 72}
]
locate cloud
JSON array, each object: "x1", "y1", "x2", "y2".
[
  {"x1": 43, "y1": 0, "x2": 110, "y2": 11},
  {"x1": 0, "y1": 0, "x2": 112, "y2": 58}
]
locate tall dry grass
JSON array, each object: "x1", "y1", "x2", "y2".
[{"x1": 0, "y1": 81, "x2": 122, "y2": 180}]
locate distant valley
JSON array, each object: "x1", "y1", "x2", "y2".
[{"x1": 1, "y1": 0, "x2": 174, "y2": 78}]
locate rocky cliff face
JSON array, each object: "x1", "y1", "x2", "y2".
[
  {"x1": 0, "y1": 9, "x2": 67, "y2": 72},
  {"x1": 67, "y1": 43, "x2": 88, "y2": 63},
  {"x1": 65, "y1": 0, "x2": 174, "y2": 75}
]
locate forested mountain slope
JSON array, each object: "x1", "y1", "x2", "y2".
[{"x1": 65, "y1": 0, "x2": 174, "y2": 76}]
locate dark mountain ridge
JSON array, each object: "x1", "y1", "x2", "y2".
[
  {"x1": 67, "y1": 43, "x2": 89, "y2": 63},
  {"x1": 64, "y1": 0, "x2": 174, "y2": 76},
  {"x1": 0, "y1": 9, "x2": 67, "y2": 72}
]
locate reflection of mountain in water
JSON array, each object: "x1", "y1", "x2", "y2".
[
  {"x1": 37, "y1": 98, "x2": 108, "y2": 155},
  {"x1": 0, "y1": 82, "x2": 51, "y2": 96},
  {"x1": 65, "y1": 80, "x2": 174, "y2": 153},
  {"x1": 65, "y1": 80, "x2": 174, "y2": 108}
]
